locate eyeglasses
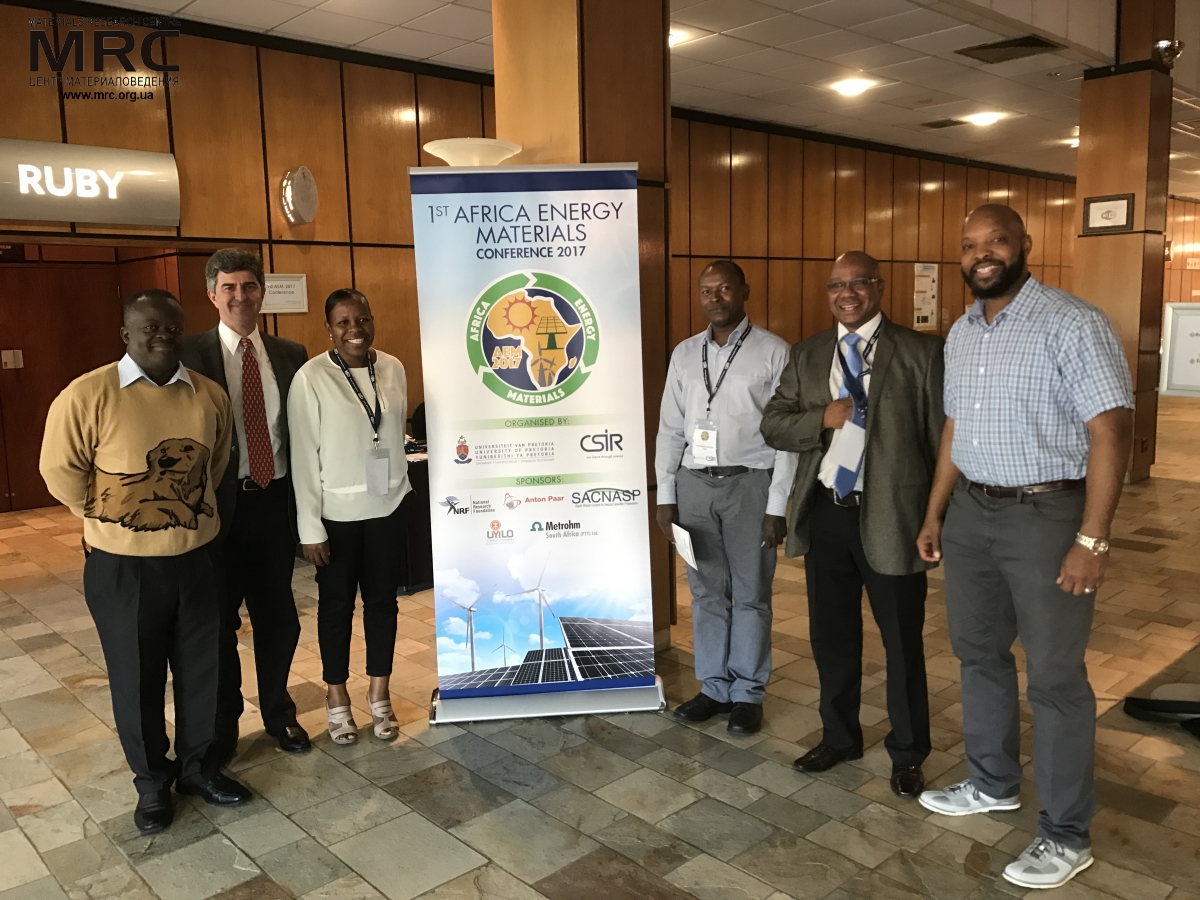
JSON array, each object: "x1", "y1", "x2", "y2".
[{"x1": 826, "y1": 277, "x2": 880, "y2": 293}]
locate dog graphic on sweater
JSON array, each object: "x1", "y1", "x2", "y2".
[{"x1": 86, "y1": 438, "x2": 214, "y2": 531}]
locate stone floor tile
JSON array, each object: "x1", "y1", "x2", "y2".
[
  {"x1": 206, "y1": 873, "x2": 291, "y2": 900},
  {"x1": 729, "y1": 830, "x2": 862, "y2": 899},
  {"x1": 385, "y1": 761, "x2": 515, "y2": 830},
  {"x1": 665, "y1": 853, "x2": 776, "y2": 900},
  {"x1": 330, "y1": 813, "x2": 485, "y2": 900},
  {"x1": 1089, "y1": 808, "x2": 1200, "y2": 893},
  {"x1": 135, "y1": 834, "x2": 260, "y2": 900},
  {"x1": 106, "y1": 801, "x2": 218, "y2": 865},
  {"x1": 17, "y1": 798, "x2": 93, "y2": 852},
  {"x1": 744, "y1": 793, "x2": 829, "y2": 837},
  {"x1": 432, "y1": 734, "x2": 512, "y2": 774},
  {"x1": 649, "y1": 724, "x2": 722, "y2": 759},
  {"x1": 483, "y1": 719, "x2": 583, "y2": 763},
  {"x1": 39, "y1": 832, "x2": 123, "y2": 885},
  {"x1": 694, "y1": 742, "x2": 765, "y2": 777},
  {"x1": 0, "y1": 876, "x2": 67, "y2": 900},
  {"x1": 450, "y1": 799, "x2": 597, "y2": 883},
  {"x1": 594, "y1": 768, "x2": 701, "y2": 823},
  {"x1": 2, "y1": 777, "x2": 72, "y2": 816},
  {"x1": 790, "y1": 780, "x2": 872, "y2": 820},
  {"x1": 845, "y1": 803, "x2": 945, "y2": 853},
  {"x1": 870, "y1": 850, "x2": 981, "y2": 900},
  {"x1": 220, "y1": 808, "x2": 308, "y2": 858},
  {"x1": 63, "y1": 863, "x2": 159, "y2": 900},
  {"x1": 562, "y1": 716, "x2": 660, "y2": 761},
  {"x1": 530, "y1": 783, "x2": 628, "y2": 835},
  {"x1": 658, "y1": 797, "x2": 776, "y2": 862},
  {"x1": 257, "y1": 836, "x2": 351, "y2": 896},
  {"x1": 738, "y1": 761, "x2": 812, "y2": 797},
  {"x1": 591, "y1": 814, "x2": 702, "y2": 876},
  {"x1": 639, "y1": 746, "x2": 709, "y2": 782},
  {"x1": 0, "y1": 751, "x2": 55, "y2": 795},
  {"x1": 0, "y1": 829, "x2": 50, "y2": 892},
  {"x1": 537, "y1": 740, "x2": 640, "y2": 791},
  {"x1": 68, "y1": 769, "x2": 138, "y2": 825},
  {"x1": 239, "y1": 749, "x2": 368, "y2": 815},
  {"x1": 290, "y1": 785, "x2": 409, "y2": 846},
  {"x1": 533, "y1": 846, "x2": 696, "y2": 900},
  {"x1": 412, "y1": 864, "x2": 544, "y2": 900},
  {"x1": 0, "y1": 658, "x2": 59, "y2": 703},
  {"x1": 300, "y1": 874, "x2": 385, "y2": 900},
  {"x1": 915, "y1": 829, "x2": 1015, "y2": 887},
  {"x1": 344, "y1": 742, "x2": 444, "y2": 785},
  {"x1": 807, "y1": 819, "x2": 898, "y2": 868},
  {"x1": 42, "y1": 739, "x2": 126, "y2": 790},
  {"x1": 603, "y1": 712, "x2": 676, "y2": 738},
  {"x1": 0, "y1": 728, "x2": 30, "y2": 759},
  {"x1": 686, "y1": 768, "x2": 768, "y2": 809},
  {"x1": 474, "y1": 753, "x2": 562, "y2": 801}
]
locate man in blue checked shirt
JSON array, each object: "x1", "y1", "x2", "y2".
[{"x1": 916, "y1": 204, "x2": 1133, "y2": 891}]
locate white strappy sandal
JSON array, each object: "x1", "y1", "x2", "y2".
[
  {"x1": 326, "y1": 705, "x2": 358, "y2": 744},
  {"x1": 369, "y1": 698, "x2": 399, "y2": 741}
]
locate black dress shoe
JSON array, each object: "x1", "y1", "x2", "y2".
[
  {"x1": 890, "y1": 765, "x2": 925, "y2": 799},
  {"x1": 673, "y1": 692, "x2": 734, "y2": 723},
  {"x1": 176, "y1": 773, "x2": 252, "y2": 806},
  {"x1": 134, "y1": 788, "x2": 174, "y2": 834},
  {"x1": 274, "y1": 724, "x2": 311, "y2": 753},
  {"x1": 727, "y1": 702, "x2": 763, "y2": 734},
  {"x1": 793, "y1": 742, "x2": 863, "y2": 773}
]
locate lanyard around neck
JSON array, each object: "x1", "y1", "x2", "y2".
[
  {"x1": 702, "y1": 323, "x2": 752, "y2": 414},
  {"x1": 330, "y1": 349, "x2": 382, "y2": 445}
]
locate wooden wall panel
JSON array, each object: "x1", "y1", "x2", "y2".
[
  {"x1": 987, "y1": 169, "x2": 1009, "y2": 205},
  {"x1": 1062, "y1": 185, "x2": 1076, "y2": 268},
  {"x1": 271, "y1": 244, "x2": 353, "y2": 356},
  {"x1": 638, "y1": 186, "x2": 668, "y2": 484},
  {"x1": 2, "y1": 7, "x2": 62, "y2": 142},
  {"x1": 171, "y1": 37, "x2": 268, "y2": 240},
  {"x1": 260, "y1": 51, "x2": 349, "y2": 243},
  {"x1": 891, "y1": 260, "x2": 914, "y2": 330},
  {"x1": 918, "y1": 159, "x2": 943, "y2": 262},
  {"x1": 942, "y1": 164, "x2": 966, "y2": 263},
  {"x1": 343, "y1": 64, "x2": 419, "y2": 246},
  {"x1": 178, "y1": 253, "x2": 219, "y2": 334},
  {"x1": 801, "y1": 259, "x2": 831, "y2": 339},
  {"x1": 864, "y1": 151, "x2": 893, "y2": 261},
  {"x1": 768, "y1": 259, "x2": 802, "y2": 344},
  {"x1": 40, "y1": 245, "x2": 115, "y2": 262},
  {"x1": 1026, "y1": 178, "x2": 1047, "y2": 266},
  {"x1": 966, "y1": 167, "x2": 990, "y2": 212},
  {"x1": 416, "y1": 76, "x2": 484, "y2": 166},
  {"x1": 1008, "y1": 175, "x2": 1028, "y2": 221},
  {"x1": 731, "y1": 129, "x2": 768, "y2": 258},
  {"x1": 834, "y1": 146, "x2": 865, "y2": 257},
  {"x1": 690, "y1": 257, "x2": 709, "y2": 336},
  {"x1": 768, "y1": 135, "x2": 802, "y2": 258},
  {"x1": 736, "y1": 258, "x2": 768, "y2": 328},
  {"x1": 1044, "y1": 180, "x2": 1064, "y2": 266},
  {"x1": 352, "y1": 246, "x2": 423, "y2": 408},
  {"x1": 482, "y1": 85, "x2": 496, "y2": 139},
  {"x1": 670, "y1": 256, "x2": 693, "y2": 348},
  {"x1": 671, "y1": 118, "x2": 690, "y2": 255},
  {"x1": 803, "y1": 141, "x2": 835, "y2": 259},
  {"x1": 892, "y1": 156, "x2": 919, "y2": 260},
  {"x1": 689, "y1": 122, "x2": 730, "y2": 258}
]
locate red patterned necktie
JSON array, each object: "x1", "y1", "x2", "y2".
[{"x1": 241, "y1": 337, "x2": 275, "y2": 488}]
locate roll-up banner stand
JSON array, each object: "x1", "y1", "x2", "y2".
[{"x1": 410, "y1": 163, "x2": 665, "y2": 724}]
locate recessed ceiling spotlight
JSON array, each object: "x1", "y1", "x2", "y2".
[
  {"x1": 1067, "y1": 137, "x2": 1080, "y2": 148},
  {"x1": 668, "y1": 30, "x2": 686, "y2": 47},
  {"x1": 832, "y1": 78, "x2": 876, "y2": 96},
  {"x1": 963, "y1": 111, "x2": 1005, "y2": 126}
]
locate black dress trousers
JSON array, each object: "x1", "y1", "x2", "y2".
[
  {"x1": 83, "y1": 546, "x2": 220, "y2": 794},
  {"x1": 804, "y1": 490, "x2": 931, "y2": 768},
  {"x1": 211, "y1": 476, "x2": 302, "y2": 750}
]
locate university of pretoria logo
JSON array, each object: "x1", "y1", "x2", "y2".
[{"x1": 466, "y1": 271, "x2": 599, "y2": 406}]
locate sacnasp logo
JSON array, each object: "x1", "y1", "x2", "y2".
[
  {"x1": 572, "y1": 487, "x2": 642, "y2": 507},
  {"x1": 466, "y1": 271, "x2": 598, "y2": 407}
]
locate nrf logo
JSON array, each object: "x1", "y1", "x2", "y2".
[
  {"x1": 438, "y1": 496, "x2": 470, "y2": 516},
  {"x1": 572, "y1": 487, "x2": 642, "y2": 507}
]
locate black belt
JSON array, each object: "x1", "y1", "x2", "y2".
[
  {"x1": 821, "y1": 484, "x2": 861, "y2": 507},
  {"x1": 239, "y1": 476, "x2": 283, "y2": 491},
  {"x1": 695, "y1": 465, "x2": 749, "y2": 478},
  {"x1": 969, "y1": 479, "x2": 1084, "y2": 499}
]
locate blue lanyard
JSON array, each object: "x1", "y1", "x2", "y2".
[{"x1": 330, "y1": 349, "x2": 381, "y2": 444}]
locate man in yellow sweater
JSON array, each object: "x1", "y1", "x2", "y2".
[{"x1": 40, "y1": 289, "x2": 251, "y2": 835}]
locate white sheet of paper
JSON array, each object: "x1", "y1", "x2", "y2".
[
  {"x1": 827, "y1": 420, "x2": 866, "y2": 471},
  {"x1": 671, "y1": 523, "x2": 698, "y2": 570},
  {"x1": 365, "y1": 448, "x2": 390, "y2": 497}
]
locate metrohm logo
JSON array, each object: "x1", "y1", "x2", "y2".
[{"x1": 27, "y1": 15, "x2": 180, "y2": 98}]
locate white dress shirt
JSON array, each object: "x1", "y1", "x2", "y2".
[
  {"x1": 217, "y1": 322, "x2": 287, "y2": 480},
  {"x1": 817, "y1": 312, "x2": 881, "y2": 492},
  {"x1": 117, "y1": 354, "x2": 194, "y2": 391},
  {"x1": 655, "y1": 317, "x2": 798, "y2": 517}
]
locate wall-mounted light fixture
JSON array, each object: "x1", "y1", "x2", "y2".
[
  {"x1": 281, "y1": 166, "x2": 318, "y2": 225},
  {"x1": 423, "y1": 138, "x2": 521, "y2": 167}
]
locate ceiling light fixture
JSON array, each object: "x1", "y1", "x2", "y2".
[
  {"x1": 668, "y1": 30, "x2": 686, "y2": 47},
  {"x1": 1067, "y1": 137, "x2": 1080, "y2": 148},
  {"x1": 832, "y1": 78, "x2": 875, "y2": 96},
  {"x1": 963, "y1": 112, "x2": 1004, "y2": 126}
]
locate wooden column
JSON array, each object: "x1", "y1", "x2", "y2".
[
  {"x1": 1072, "y1": 0, "x2": 1174, "y2": 482},
  {"x1": 492, "y1": 0, "x2": 675, "y2": 647}
]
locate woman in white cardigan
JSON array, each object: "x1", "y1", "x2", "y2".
[{"x1": 288, "y1": 289, "x2": 410, "y2": 744}]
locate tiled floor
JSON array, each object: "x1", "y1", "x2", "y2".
[{"x1": 2, "y1": 399, "x2": 1200, "y2": 899}]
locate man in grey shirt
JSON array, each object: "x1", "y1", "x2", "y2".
[{"x1": 655, "y1": 259, "x2": 798, "y2": 735}]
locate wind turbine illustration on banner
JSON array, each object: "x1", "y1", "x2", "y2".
[
  {"x1": 448, "y1": 596, "x2": 479, "y2": 671},
  {"x1": 508, "y1": 561, "x2": 559, "y2": 651},
  {"x1": 491, "y1": 625, "x2": 519, "y2": 667}
]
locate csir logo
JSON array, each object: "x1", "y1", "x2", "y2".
[
  {"x1": 580, "y1": 430, "x2": 623, "y2": 453},
  {"x1": 30, "y1": 29, "x2": 179, "y2": 73}
]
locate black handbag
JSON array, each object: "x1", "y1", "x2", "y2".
[{"x1": 1123, "y1": 687, "x2": 1200, "y2": 742}]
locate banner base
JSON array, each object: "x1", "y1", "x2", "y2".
[{"x1": 430, "y1": 677, "x2": 667, "y2": 725}]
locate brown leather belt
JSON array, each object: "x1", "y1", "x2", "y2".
[{"x1": 969, "y1": 479, "x2": 1085, "y2": 499}]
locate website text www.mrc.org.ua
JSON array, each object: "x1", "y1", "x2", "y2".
[{"x1": 61, "y1": 91, "x2": 155, "y2": 101}]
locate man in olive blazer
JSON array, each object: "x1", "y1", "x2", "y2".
[
  {"x1": 180, "y1": 249, "x2": 311, "y2": 762},
  {"x1": 761, "y1": 251, "x2": 944, "y2": 799}
]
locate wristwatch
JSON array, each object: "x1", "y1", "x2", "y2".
[{"x1": 1075, "y1": 533, "x2": 1110, "y2": 555}]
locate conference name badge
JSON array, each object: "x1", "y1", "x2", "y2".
[
  {"x1": 691, "y1": 419, "x2": 718, "y2": 466},
  {"x1": 365, "y1": 447, "x2": 390, "y2": 497}
]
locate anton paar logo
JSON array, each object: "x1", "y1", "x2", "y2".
[
  {"x1": 572, "y1": 487, "x2": 642, "y2": 507},
  {"x1": 503, "y1": 493, "x2": 522, "y2": 510},
  {"x1": 438, "y1": 496, "x2": 470, "y2": 516}
]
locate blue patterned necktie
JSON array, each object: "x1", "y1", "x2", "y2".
[{"x1": 833, "y1": 332, "x2": 867, "y2": 499}]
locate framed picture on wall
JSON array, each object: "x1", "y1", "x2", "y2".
[
  {"x1": 1082, "y1": 193, "x2": 1135, "y2": 234},
  {"x1": 1160, "y1": 303, "x2": 1200, "y2": 398},
  {"x1": 262, "y1": 274, "x2": 308, "y2": 314}
]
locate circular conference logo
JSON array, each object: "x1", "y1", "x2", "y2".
[{"x1": 466, "y1": 271, "x2": 599, "y2": 406}]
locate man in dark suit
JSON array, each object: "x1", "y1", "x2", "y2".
[
  {"x1": 180, "y1": 249, "x2": 311, "y2": 761},
  {"x1": 761, "y1": 251, "x2": 944, "y2": 799}
]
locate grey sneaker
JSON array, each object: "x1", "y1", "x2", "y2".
[
  {"x1": 918, "y1": 778, "x2": 1021, "y2": 816},
  {"x1": 1003, "y1": 838, "x2": 1094, "y2": 889}
]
